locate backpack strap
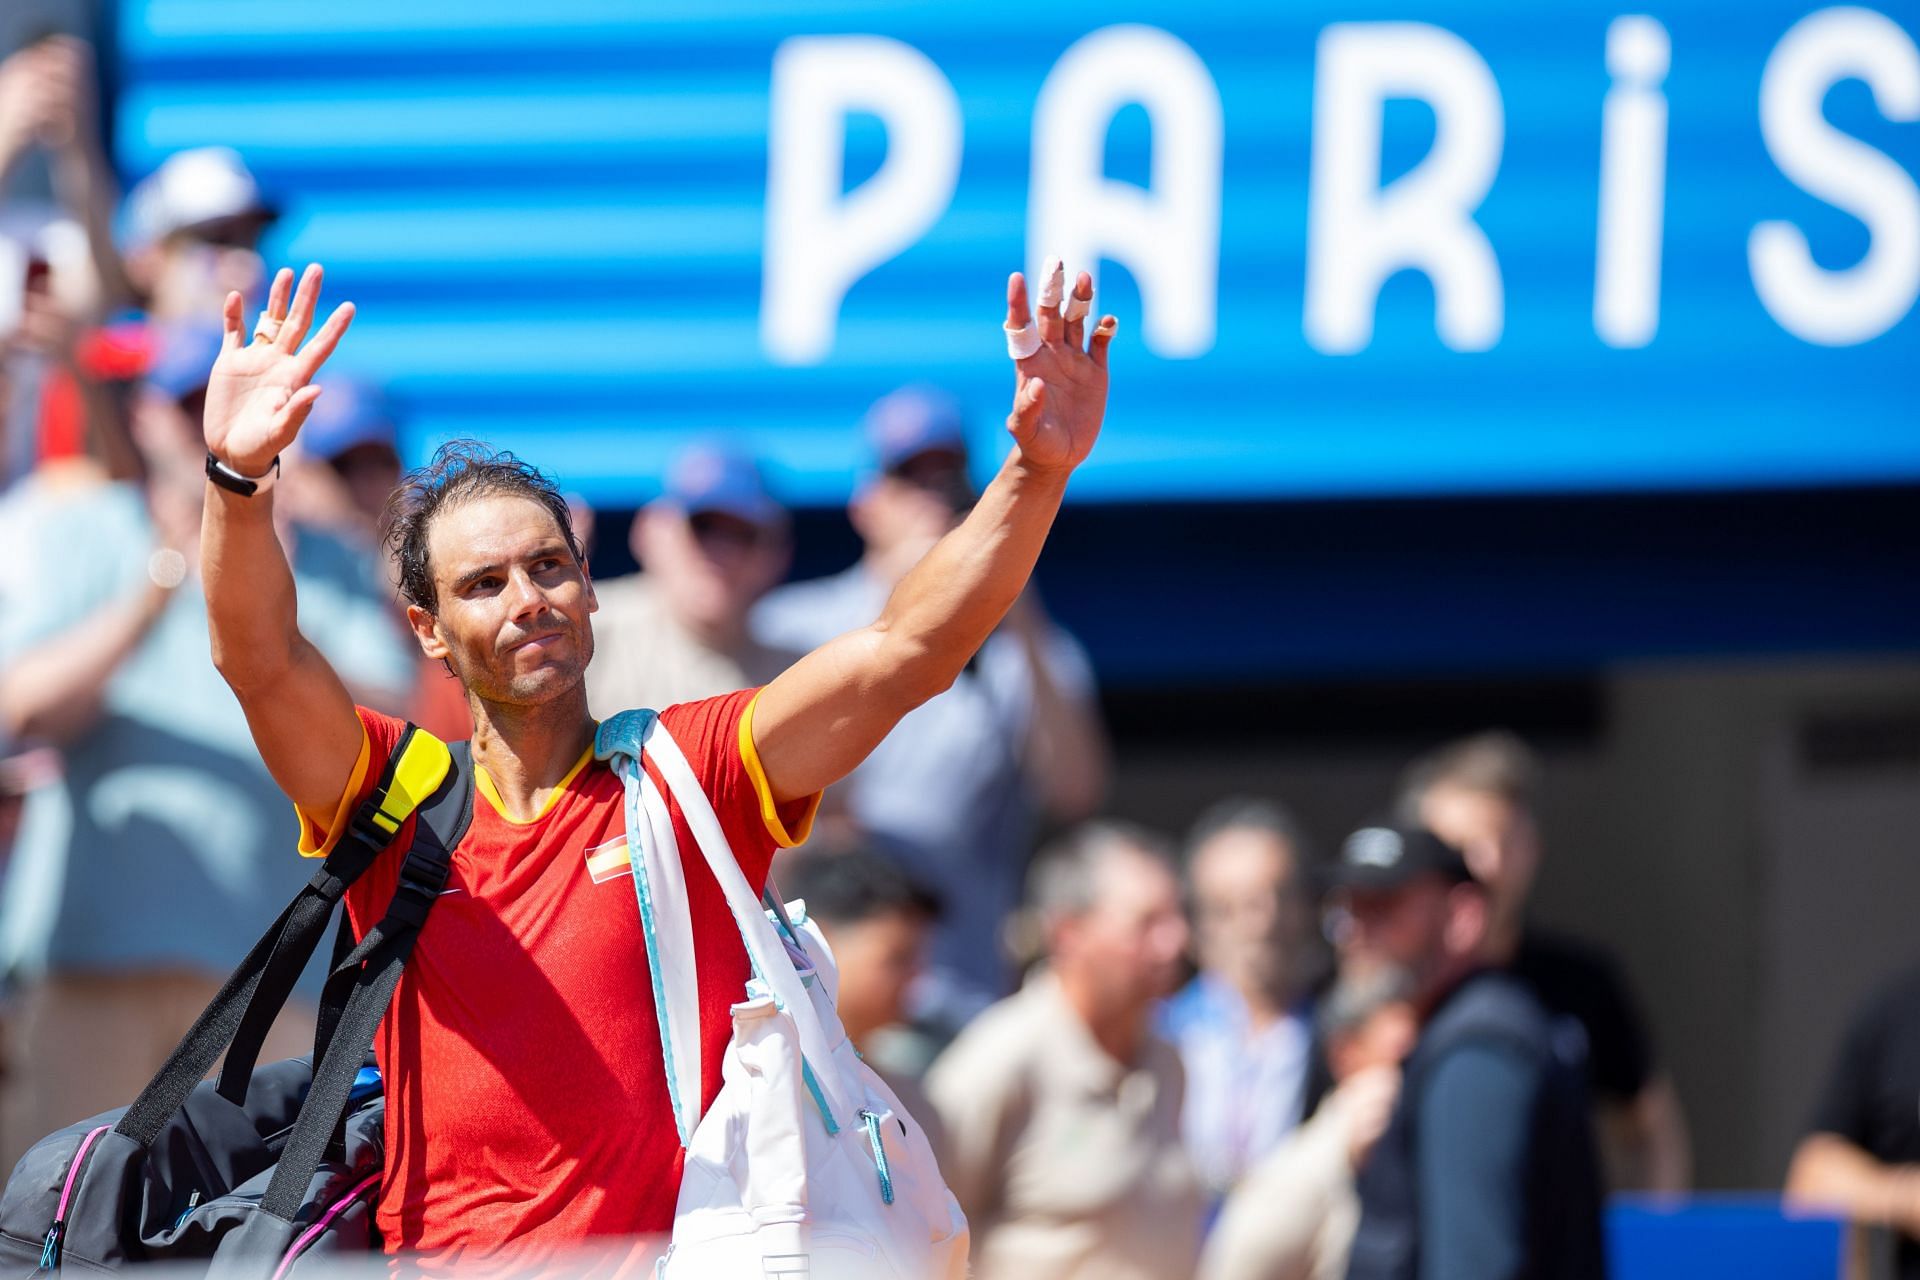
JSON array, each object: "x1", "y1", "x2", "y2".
[
  {"x1": 254, "y1": 739, "x2": 474, "y2": 1227},
  {"x1": 212, "y1": 724, "x2": 454, "y2": 1104},
  {"x1": 113, "y1": 724, "x2": 452, "y2": 1146}
]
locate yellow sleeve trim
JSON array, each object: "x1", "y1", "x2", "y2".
[
  {"x1": 475, "y1": 738, "x2": 597, "y2": 826},
  {"x1": 296, "y1": 721, "x2": 373, "y2": 859},
  {"x1": 740, "y1": 690, "x2": 821, "y2": 849}
]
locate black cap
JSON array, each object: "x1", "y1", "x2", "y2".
[{"x1": 1327, "y1": 823, "x2": 1474, "y2": 892}]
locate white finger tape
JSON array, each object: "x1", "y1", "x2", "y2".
[
  {"x1": 252, "y1": 311, "x2": 281, "y2": 342},
  {"x1": 1005, "y1": 323, "x2": 1043, "y2": 360},
  {"x1": 1038, "y1": 256, "x2": 1066, "y2": 309},
  {"x1": 1063, "y1": 293, "x2": 1091, "y2": 324}
]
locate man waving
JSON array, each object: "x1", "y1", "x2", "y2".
[{"x1": 197, "y1": 259, "x2": 1114, "y2": 1268}]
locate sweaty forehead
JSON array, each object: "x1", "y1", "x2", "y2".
[{"x1": 427, "y1": 493, "x2": 571, "y2": 579}]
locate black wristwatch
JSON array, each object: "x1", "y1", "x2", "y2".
[{"x1": 205, "y1": 452, "x2": 280, "y2": 497}]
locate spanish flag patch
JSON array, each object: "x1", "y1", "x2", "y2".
[{"x1": 584, "y1": 835, "x2": 632, "y2": 885}]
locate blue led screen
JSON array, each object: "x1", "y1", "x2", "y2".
[{"x1": 116, "y1": 1, "x2": 1920, "y2": 507}]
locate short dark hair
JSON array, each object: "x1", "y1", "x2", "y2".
[
  {"x1": 780, "y1": 848, "x2": 942, "y2": 927},
  {"x1": 382, "y1": 440, "x2": 583, "y2": 614},
  {"x1": 1395, "y1": 730, "x2": 1540, "y2": 822}
]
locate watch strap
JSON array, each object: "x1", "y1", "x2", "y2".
[{"x1": 205, "y1": 452, "x2": 280, "y2": 497}]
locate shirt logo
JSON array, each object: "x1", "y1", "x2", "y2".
[{"x1": 584, "y1": 835, "x2": 632, "y2": 885}]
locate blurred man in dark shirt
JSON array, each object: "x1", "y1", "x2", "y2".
[
  {"x1": 1331, "y1": 822, "x2": 1605, "y2": 1280},
  {"x1": 1398, "y1": 731, "x2": 1690, "y2": 1192},
  {"x1": 1787, "y1": 962, "x2": 1920, "y2": 1279}
]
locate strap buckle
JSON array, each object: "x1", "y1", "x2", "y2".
[{"x1": 347, "y1": 792, "x2": 401, "y2": 849}]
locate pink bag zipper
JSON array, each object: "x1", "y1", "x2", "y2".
[
  {"x1": 39, "y1": 1125, "x2": 110, "y2": 1271},
  {"x1": 269, "y1": 1171, "x2": 379, "y2": 1280}
]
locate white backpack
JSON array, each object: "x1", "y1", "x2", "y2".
[{"x1": 595, "y1": 710, "x2": 969, "y2": 1280}]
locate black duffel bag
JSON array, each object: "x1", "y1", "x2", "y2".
[{"x1": 0, "y1": 725, "x2": 471, "y2": 1277}]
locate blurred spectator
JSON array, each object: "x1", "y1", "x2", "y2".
[
  {"x1": 586, "y1": 441, "x2": 797, "y2": 715},
  {"x1": 926, "y1": 821, "x2": 1201, "y2": 1280},
  {"x1": 1399, "y1": 731, "x2": 1691, "y2": 1192},
  {"x1": 2, "y1": 34, "x2": 134, "y2": 488},
  {"x1": 120, "y1": 146, "x2": 272, "y2": 325},
  {"x1": 1332, "y1": 822, "x2": 1605, "y2": 1280},
  {"x1": 777, "y1": 845, "x2": 948, "y2": 1167},
  {"x1": 754, "y1": 385, "x2": 1108, "y2": 1014},
  {"x1": 1163, "y1": 797, "x2": 1324, "y2": 1197},
  {"x1": 1, "y1": 35, "x2": 128, "y2": 310},
  {"x1": 0, "y1": 321, "x2": 414, "y2": 1165},
  {"x1": 1786, "y1": 961, "x2": 1920, "y2": 1278},
  {"x1": 1200, "y1": 966, "x2": 1417, "y2": 1280},
  {"x1": 280, "y1": 375, "x2": 402, "y2": 546}
]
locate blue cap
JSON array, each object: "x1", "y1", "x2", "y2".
[
  {"x1": 863, "y1": 385, "x2": 967, "y2": 472},
  {"x1": 145, "y1": 321, "x2": 224, "y2": 401},
  {"x1": 658, "y1": 442, "x2": 784, "y2": 527},
  {"x1": 302, "y1": 378, "x2": 397, "y2": 462}
]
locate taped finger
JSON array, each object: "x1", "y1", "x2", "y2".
[
  {"x1": 1063, "y1": 292, "x2": 1090, "y2": 324},
  {"x1": 1005, "y1": 322, "x2": 1043, "y2": 361},
  {"x1": 1037, "y1": 256, "x2": 1066, "y2": 311}
]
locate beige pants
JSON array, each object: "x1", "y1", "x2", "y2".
[{"x1": 1, "y1": 969, "x2": 317, "y2": 1171}]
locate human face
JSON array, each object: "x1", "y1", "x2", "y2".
[
  {"x1": 1189, "y1": 828, "x2": 1313, "y2": 1007},
  {"x1": 1058, "y1": 849, "x2": 1191, "y2": 1015},
  {"x1": 1418, "y1": 784, "x2": 1540, "y2": 933},
  {"x1": 1340, "y1": 877, "x2": 1451, "y2": 985},
  {"x1": 820, "y1": 909, "x2": 929, "y2": 1046},
  {"x1": 330, "y1": 443, "x2": 402, "y2": 529},
  {"x1": 632, "y1": 504, "x2": 787, "y2": 638},
  {"x1": 849, "y1": 463, "x2": 964, "y2": 563},
  {"x1": 410, "y1": 494, "x2": 596, "y2": 706},
  {"x1": 142, "y1": 236, "x2": 264, "y2": 323}
]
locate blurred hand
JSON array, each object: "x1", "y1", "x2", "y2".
[
  {"x1": 203, "y1": 264, "x2": 355, "y2": 476},
  {"x1": 1002, "y1": 265, "x2": 1115, "y2": 475},
  {"x1": 9, "y1": 288, "x2": 80, "y2": 363},
  {"x1": 1335, "y1": 1064, "x2": 1403, "y2": 1172},
  {"x1": 0, "y1": 45, "x2": 54, "y2": 156},
  {"x1": 29, "y1": 37, "x2": 97, "y2": 154}
]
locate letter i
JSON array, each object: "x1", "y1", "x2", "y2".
[{"x1": 1594, "y1": 16, "x2": 1671, "y2": 348}]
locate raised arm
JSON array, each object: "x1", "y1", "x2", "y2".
[
  {"x1": 200, "y1": 264, "x2": 365, "y2": 816},
  {"x1": 752, "y1": 262, "x2": 1115, "y2": 803}
]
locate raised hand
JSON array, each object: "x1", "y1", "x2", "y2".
[
  {"x1": 203, "y1": 264, "x2": 355, "y2": 476},
  {"x1": 1001, "y1": 258, "x2": 1116, "y2": 475}
]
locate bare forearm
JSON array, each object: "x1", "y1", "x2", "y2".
[
  {"x1": 52, "y1": 140, "x2": 134, "y2": 311},
  {"x1": 874, "y1": 450, "x2": 1070, "y2": 702},
  {"x1": 0, "y1": 583, "x2": 168, "y2": 743},
  {"x1": 1788, "y1": 1134, "x2": 1920, "y2": 1233},
  {"x1": 753, "y1": 451, "x2": 1073, "y2": 803},
  {"x1": 201, "y1": 484, "x2": 303, "y2": 690}
]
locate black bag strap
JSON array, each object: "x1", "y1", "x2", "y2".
[
  {"x1": 256, "y1": 740, "x2": 474, "y2": 1226},
  {"x1": 114, "y1": 725, "x2": 448, "y2": 1146},
  {"x1": 215, "y1": 725, "x2": 449, "y2": 1102},
  {"x1": 309, "y1": 910, "x2": 360, "y2": 1068}
]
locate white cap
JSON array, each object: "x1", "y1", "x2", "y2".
[{"x1": 123, "y1": 147, "x2": 275, "y2": 248}]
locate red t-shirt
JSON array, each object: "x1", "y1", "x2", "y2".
[{"x1": 297, "y1": 689, "x2": 818, "y2": 1270}]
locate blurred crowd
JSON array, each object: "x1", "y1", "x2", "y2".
[{"x1": 5, "y1": 30, "x2": 1920, "y2": 1280}]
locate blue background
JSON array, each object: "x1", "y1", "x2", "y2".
[{"x1": 112, "y1": 1, "x2": 1920, "y2": 509}]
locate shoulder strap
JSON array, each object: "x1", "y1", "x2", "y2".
[
  {"x1": 635, "y1": 718, "x2": 856, "y2": 1129},
  {"x1": 114, "y1": 724, "x2": 452, "y2": 1145},
  {"x1": 255, "y1": 739, "x2": 474, "y2": 1228},
  {"x1": 214, "y1": 725, "x2": 454, "y2": 1104}
]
